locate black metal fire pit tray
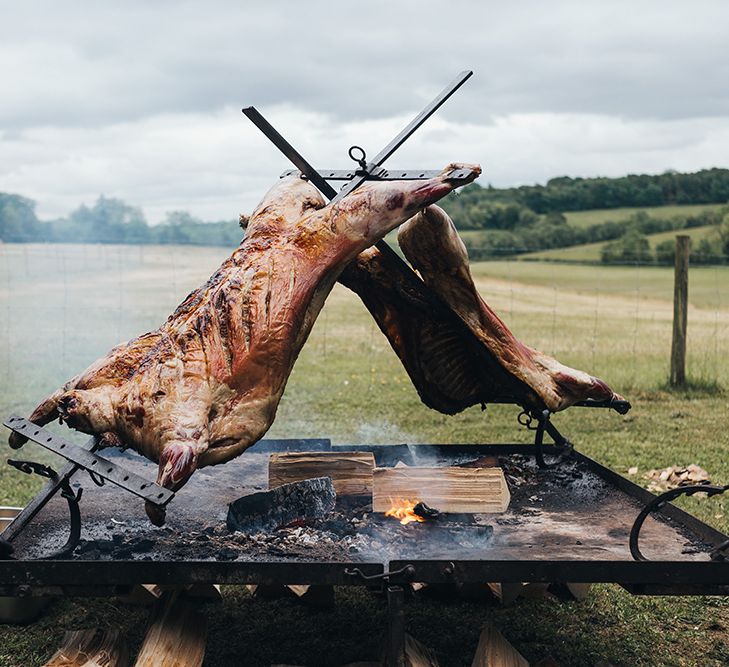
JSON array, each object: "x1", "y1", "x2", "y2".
[{"x1": 1, "y1": 437, "x2": 727, "y2": 597}]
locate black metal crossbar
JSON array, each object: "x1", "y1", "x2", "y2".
[
  {"x1": 279, "y1": 168, "x2": 473, "y2": 181},
  {"x1": 3, "y1": 416, "x2": 173, "y2": 507}
]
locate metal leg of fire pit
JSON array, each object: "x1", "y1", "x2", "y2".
[{"x1": 386, "y1": 585, "x2": 406, "y2": 667}]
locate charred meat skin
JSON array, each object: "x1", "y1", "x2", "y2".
[{"x1": 10, "y1": 165, "x2": 481, "y2": 524}]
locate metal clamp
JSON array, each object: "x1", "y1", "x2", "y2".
[
  {"x1": 3, "y1": 415, "x2": 173, "y2": 507},
  {"x1": 6, "y1": 459, "x2": 56, "y2": 479},
  {"x1": 629, "y1": 484, "x2": 729, "y2": 561},
  {"x1": 344, "y1": 564, "x2": 415, "y2": 583},
  {"x1": 8, "y1": 458, "x2": 83, "y2": 559},
  {"x1": 519, "y1": 409, "x2": 573, "y2": 469}
]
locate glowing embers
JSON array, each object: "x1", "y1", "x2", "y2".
[{"x1": 384, "y1": 499, "x2": 440, "y2": 525}]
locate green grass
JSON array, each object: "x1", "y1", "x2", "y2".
[
  {"x1": 521, "y1": 224, "x2": 721, "y2": 262},
  {"x1": 564, "y1": 203, "x2": 724, "y2": 228},
  {"x1": 1, "y1": 244, "x2": 728, "y2": 666}
]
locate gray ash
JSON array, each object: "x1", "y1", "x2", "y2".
[{"x1": 67, "y1": 499, "x2": 496, "y2": 563}]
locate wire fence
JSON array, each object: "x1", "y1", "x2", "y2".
[{"x1": 0, "y1": 242, "x2": 727, "y2": 445}]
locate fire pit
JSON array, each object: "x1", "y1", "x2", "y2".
[{"x1": 2, "y1": 435, "x2": 728, "y2": 664}]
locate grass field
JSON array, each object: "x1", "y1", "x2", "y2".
[
  {"x1": 1, "y1": 244, "x2": 728, "y2": 666},
  {"x1": 521, "y1": 224, "x2": 721, "y2": 262},
  {"x1": 564, "y1": 203, "x2": 724, "y2": 228}
]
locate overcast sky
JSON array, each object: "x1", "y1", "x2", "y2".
[{"x1": 2, "y1": 1, "x2": 728, "y2": 223}]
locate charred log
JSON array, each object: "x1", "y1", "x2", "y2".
[{"x1": 227, "y1": 477, "x2": 336, "y2": 534}]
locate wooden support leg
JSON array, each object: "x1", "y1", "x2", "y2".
[
  {"x1": 403, "y1": 634, "x2": 440, "y2": 666},
  {"x1": 134, "y1": 590, "x2": 207, "y2": 667},
  {"x1": 43, "y1": 628, "x2": 128, "y2": 667},
  {"x1": 386, "y1": 585, "x2": 406, "y2": 667},
  {"x1": 470, "y1": 624, "x2": 528, "y2": 667},
  {"x1": 286, "y1": 584, "x2": 335, "y2": 608}
]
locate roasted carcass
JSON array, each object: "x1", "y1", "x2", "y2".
[
  {"x1": 9, "y1": 165, "x2": 481, "y2": 523},
  {"x1": 341, "y1": 205, "x2": 626, "y2": 414}
]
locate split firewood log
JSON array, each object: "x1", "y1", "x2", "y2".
[
  {"x1": 43, "y1": 628, "x2": 128, "y2": 667},
  {"x1": 134, "y1": 591, "x2": 206, "y2": 667}
]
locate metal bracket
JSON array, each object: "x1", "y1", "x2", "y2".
[
  {"x1": 518, "y1": 409, "x2": 574, "y2": 469},
  {"x1": 344, "y1": 563, "x2": 415, "y2": 583},
  {"x1": 3, "y1": 415, "x2": 173, "y2": 507},
  {"x1": 7, "y1": 458, "x2": 83, "y2": 559},
  {"x1": 629, "y1": 483, "x2": 729, "y2": 561},
  {"x1": 574, "y1": 397, "x2": 632, "y2": 414}
]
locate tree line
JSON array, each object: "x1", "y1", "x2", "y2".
[
  {"x1": 458, "y1": 207, "x2": 729, "y2": 263},
  {"x1": 443, "y1": 167, "x2": 729, "y2": 216},
  {"x1": 0, "y1": 193, "x2": 242, "y2": 247},
  {"x1": 2, "y1": 167, "x2": 729, "y2": 264}
]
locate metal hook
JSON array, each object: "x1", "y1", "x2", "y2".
[
  {"x1": 348, "y1": 145, "x2": 368, "y2": 171},
  {"x1": 629, "y1": 483, "x2": 729, "y2": 561}
]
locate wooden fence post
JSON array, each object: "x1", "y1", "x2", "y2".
[{"x1": 670, "y1": 235, "x2": 690, "y2": 387}]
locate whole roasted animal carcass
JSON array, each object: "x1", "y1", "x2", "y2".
[
  {"x1": 9, "y1": 165, "x2": 481, "y2": 524},
  {"x1": 340, "y1": 205, "x2": 627, "y2": 415}
]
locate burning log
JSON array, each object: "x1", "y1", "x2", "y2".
[
  {"x1": 373, "y1": 467, "x2": 510, "y2": 514},
  {"x1": 268, "y1": 452, "x2": 374, "y2": 497},
  {"x1": 470, "y1": 624, "x2": 528, "y2": 667},
  {"x1": 227, "y1": 477, "x2": 336, "y2": 533}
]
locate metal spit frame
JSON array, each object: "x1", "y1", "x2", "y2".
[
  {"x1": 2, "y1": 441, "x2": 728, "y2": 594},
  {"x1": 3, "y1": 71, "x2": 728, "y2": 665}
]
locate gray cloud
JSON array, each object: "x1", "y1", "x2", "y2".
[
  {"x1": 1, "y1": 1, "x2": 728, "y2": 222},
  {"x1": 2, "y1": 1, "x2": 729, "y2": 129}
]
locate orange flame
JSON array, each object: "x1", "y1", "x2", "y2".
[{"x1": 384, "y1": 498, "x2": 425, "y2": 525}]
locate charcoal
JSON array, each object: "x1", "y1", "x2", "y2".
[
  {"x1": 133, "y1": 538, "x2": 155, "y2": 553},
  {"x1": 227, "y1": 476, "x2": 336, "y2": 534},
  {"x1": 414, "y1": 501, "x2": 440, "y2": 519}
]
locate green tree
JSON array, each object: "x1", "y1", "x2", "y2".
[
  {"x1": 601, "y1": 228, "x2": 653, "y2": 264},
  {"x1": 0, "y1": 193, "x2": 43, "y2": 242},
  {"x1": 719, "y1": 211, "x2": 729, "y2": 258},
  {"x1": 64, "y1": 196, "x2": 150, "y2": 243}
]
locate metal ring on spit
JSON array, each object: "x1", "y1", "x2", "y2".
[
  {"x1": 87, "y1": 469, "x2": 106, "y2": 487},
  {"x1": 629, "y1": 483, "x2": 729, "y2": 561},
  {"x1": 525, "y1": 410, "x2": 573, "y2": 469},
  {"x1": 347, "y1": 145, "x2": 368, "y2": 171}
]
